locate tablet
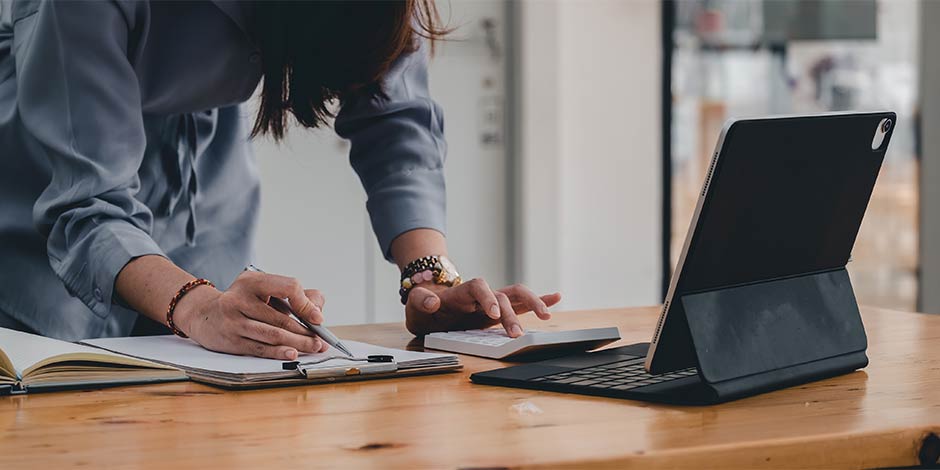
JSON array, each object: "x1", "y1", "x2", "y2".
[{"x1": 647, "y1": 112, "x2": 896, "y2": 374}]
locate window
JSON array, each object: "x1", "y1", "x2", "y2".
[{"x1": 666, "y1": 0, "x2": 920, "y2": 310}]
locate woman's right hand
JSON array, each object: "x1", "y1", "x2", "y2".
[{"x1": 172, "y1": 270, "x2": 330, "y2": 360}]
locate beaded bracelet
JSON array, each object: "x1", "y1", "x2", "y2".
[
  {"x1": 166, "y1": 278, "x2": 214, "y2": 338},
  {"x1": 399, "y1": 255, "x2": 461, "y2": 304},
  {"x1": 400, "y1": 256, "x2": 441, "y2": 304}
]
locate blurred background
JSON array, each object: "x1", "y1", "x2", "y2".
[{"x1": 252, "y1": 0, "x2": 940, "y2": 325}]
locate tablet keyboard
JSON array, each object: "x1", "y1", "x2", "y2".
[{"x1": 531, "y1": 359, "x2": 697, "y2": 391}]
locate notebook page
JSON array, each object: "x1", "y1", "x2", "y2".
[
  {"x1": 82, "y1": 335, "x2": 456, "y2": 375},
  {"x1": 0, "y1": 327, "x2": 138, "y2": 377}
]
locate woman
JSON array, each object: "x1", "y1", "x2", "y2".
[{"x1": 0, "y1": 0, "x2": 560, "y2": 360}]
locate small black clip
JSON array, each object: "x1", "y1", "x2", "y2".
[
  {"x1": 367, "y1": 355, "x2": 394, "y2": 363},
  {"x1": 282, "y1": 361, "x2": 300, "y2": 370}
]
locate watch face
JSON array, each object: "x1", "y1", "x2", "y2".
[{"x1": 439, "y1": 255, "x2": 459, "y2": 279}]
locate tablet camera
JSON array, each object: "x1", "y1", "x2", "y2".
[{"x1": 871, "y1": 118, "x2": 892, "y2": 150}]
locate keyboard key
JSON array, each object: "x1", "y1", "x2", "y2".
[
  {"x1": 525, "y1": 362, "x2": 700, "y2": 392},
  {"x1": 603, "y1": 360, "x2": 638, "y2": 368},
  {"x1": 611, "y1": 384, "x2": 639, "y2": 390},
  {"x1": 571, "y1": 379, "x2": 602, "y2": 386},
  {"x1": 552, "y1": 377, "x2": 586, "y2": 384}
]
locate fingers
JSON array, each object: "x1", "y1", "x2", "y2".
[
  {"x1": 541, "y1": 292, "x2": 562, "y2": 308},
  {"x1": 495, "y1": 291, "x2": 524, "y2": 337},
  {"x1": 225, "y1": 272, "x2": 330, "y2": 358},
  {"x1": 239, "y1": 319, "x2": 323, "y2": 356},
  {"x1": 500, "y1": 284, "x2": 553, "y2": 320},
  {"x1": 228, "y1": 293, "x2": 312, "y2": 338},
  {"x1": 305, "y1": 289, "x2": 325, "y2": 311},
  {"x1": 407, "y1": 286, "x2": 441, "y2": 314},
  {"x1": 236, "y1": 338, "x2": 301, "y2": 361},
  {"x1": 401, "y1": 278, "x2": 560, "y2": 336},
  {"x1": 236, "y1": 271, "x2": 324, "y2": 325},
  {"x1": 446, "y1": 278, "x2": 500, "y2": 319},
  {"x1": 290, "y1": 287, "x2": 325, "y2": 325}
]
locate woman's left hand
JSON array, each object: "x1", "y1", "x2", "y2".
[{"x1": 404, "y1": 278, "x2": 562, "y2": 337}]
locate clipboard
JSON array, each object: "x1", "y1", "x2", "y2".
[
  {"x1": 298, "y1": 361, "x2": 398, "y2": 379},
  {"x1": 80, "y1": 336, "x2": 462, "y2": 391},
  {"x1": 187, "y1": 363, "x2": 462, "y2": 390}
]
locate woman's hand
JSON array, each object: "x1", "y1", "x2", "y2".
[
  {"x1": 388, "y1": 230, "x2": 559, "y2": 337},
  {"x1": 172, "y1": 270, "x2": 330, "y2": 360},
  {"x1": 404, "y1": 278, "x2": 562, "y2": 337}
]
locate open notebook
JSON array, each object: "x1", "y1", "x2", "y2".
[
  {"x1": 82, "y1": 335, "x2": 461, "y2": 389},
  {"x1": 0, "y1": 327, "x2": 186, "y2": 395}
]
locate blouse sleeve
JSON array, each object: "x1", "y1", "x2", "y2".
[
  {"x1": 334, "y1": 41, "x2": 447, "y2": 262},
  {"x1": 16, "y1": 0, "x2": 164, "y2": 317}
]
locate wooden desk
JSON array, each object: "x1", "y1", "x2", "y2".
[{"x1": 2, "y1": 306, "x2": 939, "y2": 468}]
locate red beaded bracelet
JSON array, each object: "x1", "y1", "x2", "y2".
[{"x1": 166, "y1": 278, "x2": 214, "y2": 338}]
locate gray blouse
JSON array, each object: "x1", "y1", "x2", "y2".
[{"x1": 0, "y1": 0, "x2": 446, "y2": 340}]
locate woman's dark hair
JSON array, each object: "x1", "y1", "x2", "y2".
[{"x1": 251, "y1": 0, "x2": 448, "y2": 140}]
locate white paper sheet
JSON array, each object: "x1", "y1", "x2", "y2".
[
  {"x1": 82, "y1": 335, "x2": 456, "y2": 376},
  {"x1": 0, "y1": 327, "x2": 137, "y2": 377}
]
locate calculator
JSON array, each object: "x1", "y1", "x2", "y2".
[{"x1": 423, "y1": 327, "x2": 621, "y2": 360}]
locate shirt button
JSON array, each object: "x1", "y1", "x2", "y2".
[{"x1": 93, "y1": 286, "x2": 103, "y2": 303}]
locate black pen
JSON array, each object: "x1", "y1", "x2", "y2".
[{"x1": 244, "y1": 265, "x2": 354, "y2": 357}]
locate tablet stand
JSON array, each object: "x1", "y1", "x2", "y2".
[{"x1": 679, "y1": 268, "x2": 869, "y2": 402}]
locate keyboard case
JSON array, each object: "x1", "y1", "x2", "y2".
[
  {"x1": 474, "y1": 112, "x2": 887, "y2": 405},
  {"x1": 671, "y1": 267, "x2": 868, "y2": 403},
  {"x1": 470, "y1": 269, "x2": 868, "y2": 405},
  {"x1": 645, "y1": 113, "x2": 889, "y2": 402}
]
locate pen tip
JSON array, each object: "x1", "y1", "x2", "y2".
[{"x1": 336, "y1": 344, "x2": 354, "y2": 357}]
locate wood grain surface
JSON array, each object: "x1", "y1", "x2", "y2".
[{"x1": 2, "y1": 306, "x2": 938, "y2": 469}]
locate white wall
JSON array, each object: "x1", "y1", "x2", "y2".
[
  {"x1": 371, "y1": 1, "x2": 513, "y2": 322},
  {"x1": 517, "y1": 0, "x2": 662, "y2": 310},
  {"x1": 253, "y1": 0, "x2": 664, "y2": 325},
  {"x1": 253, "y1": 1, "x2": 513, "y2": 326},
  {"x1": 919, "y1": 0, "x2": 940, "y2": 313},
  {"x1": 252, "y1": 126, "x2": 371, "y2": 325}
]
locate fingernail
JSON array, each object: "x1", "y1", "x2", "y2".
[
  {"x1": 489, "y1": 304, "x2": 500, "y2": 318},
  {"x1": 285, "y1": 349, "x2": 298, "y2": 360},
  {"x1": 511, "y1": 325, "x2": 524, "y2": 337},
  {"x1": 424, "y1": 296, "x2": 436, "y2": 310}
]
